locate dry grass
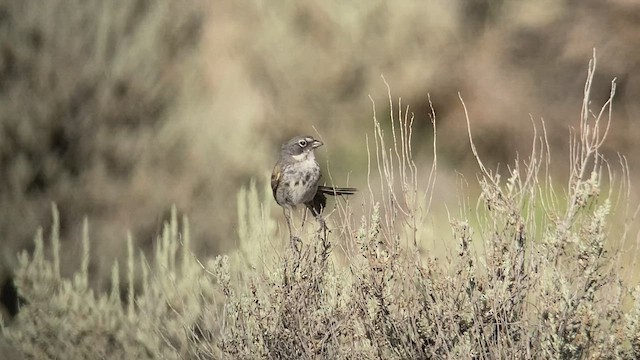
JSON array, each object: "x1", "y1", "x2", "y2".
[{"x1": 2, "y1": 53, "x2": 640, "y2": 359}]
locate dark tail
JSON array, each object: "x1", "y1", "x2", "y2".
[
  {"x1": 306, "y1": 185, "x2": 357, "y2": 217},
  {"x1": 317, "y1": 185, "x2": 357, "y2": 196}
]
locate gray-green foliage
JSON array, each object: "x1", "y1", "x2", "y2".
[{"x1": 2, "y1": 206, "x2": 220, "y2": 359}]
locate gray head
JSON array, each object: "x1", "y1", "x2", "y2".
[{"x1": 281, "y1": 135, "x2": 323, "y2": 156}]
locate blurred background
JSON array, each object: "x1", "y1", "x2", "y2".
[{"x1": 1, "y1": 0, "x2": 639, "y2": 319}]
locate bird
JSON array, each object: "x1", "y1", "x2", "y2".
[{"x1": 271, "y1": 135, "x2": 356, "y2": 239}]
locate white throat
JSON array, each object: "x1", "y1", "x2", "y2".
[{"x1": 292, "y1": 151, "x2": 315, "y2": 162}]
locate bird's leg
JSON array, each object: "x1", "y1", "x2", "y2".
[
  {"x1": 306, "y1": 192, "x2": 327, "y2": 234},
  {"x1": 301, "y1": 208, "x2": 309, "y2": 228},
  {"x1": 284, "y1": 207, "x2": 293, "y2": 237},
  {"x1": 315, "y1": 213, "x2": 327, "y2": 235},
  {"x1": 307, "y1": 205, "x2": 327, "y2": 235},
  {"x1": 284, "y1": 208, "x2": 301, "y2": 251}
]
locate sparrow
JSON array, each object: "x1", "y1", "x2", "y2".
[{"x1": 271, "y1": 135, "x2": 356, "y2": 237}]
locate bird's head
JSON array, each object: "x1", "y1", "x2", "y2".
[{"x1": 281, "y1": 135, "x2": 323, "y2": 159}]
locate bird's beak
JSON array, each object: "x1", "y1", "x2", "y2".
[{"x1": 312, "y1": 139, "x2": 323, "y2": 148}]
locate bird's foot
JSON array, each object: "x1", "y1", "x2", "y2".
[{"x1": 316, "y1": 217, "x2": 328, "y2": 234}]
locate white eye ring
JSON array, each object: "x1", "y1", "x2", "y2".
[{"x1": 298, "y1": 139, "x2": 307, "y2": 147}]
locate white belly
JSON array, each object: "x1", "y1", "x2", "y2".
[{"x1": 277, "y1": 157, "x2": 320, "y2": 207}]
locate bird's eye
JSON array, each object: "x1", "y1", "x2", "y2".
[{"x1": 298, "y1": 139, "x2": 307, "y2": 147}]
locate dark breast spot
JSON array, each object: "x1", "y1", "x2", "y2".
[
  {"x1": 305, "y1": 173, "x2": 311, "y2": 182},
  {"x1": 284, "y1": 182, "x2": 290, "y2": 187},
  {"x1": 294, "y1": 181, "x2": 300, "y2": 186}
]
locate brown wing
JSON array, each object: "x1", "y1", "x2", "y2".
[{"x1": 270, "y1": 163, "x2": 282, "y2": 199}]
